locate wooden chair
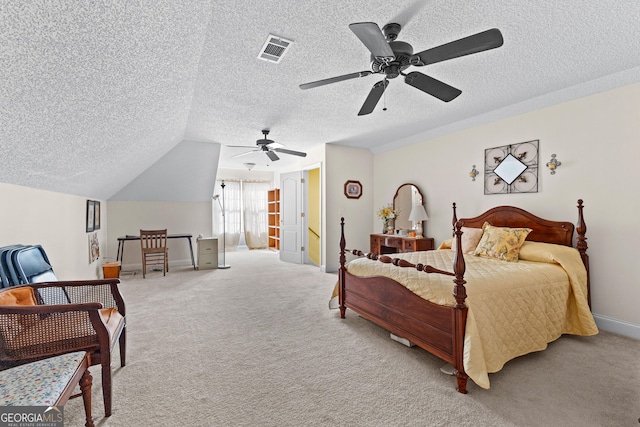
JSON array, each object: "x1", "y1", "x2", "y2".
[
  {"x1": 0, "y1": 280, "x2": 126, "y2": 417},
  {"x1": 140, "y1": 229, "x2": 168, "y2": 278}
]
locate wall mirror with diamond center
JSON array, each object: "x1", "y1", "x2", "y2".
[{"x1": 484, "y1": 140, "x2": 539, "y2": 195}]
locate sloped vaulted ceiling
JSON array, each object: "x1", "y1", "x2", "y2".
[
  {"x1": 0, "y1": 1, "x2": 215, "y2": 200},
  {"x1": 2, "y1": 1, "x2": 640, "y2": 200}
]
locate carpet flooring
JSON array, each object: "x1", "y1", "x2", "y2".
[{"x1": 64, "y1": 249, "x2": 640, "y2": 426}]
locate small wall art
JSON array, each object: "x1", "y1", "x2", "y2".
[
  {"x1": 484, "y1": 140, "x2": 539, "y2": 195},
  {"x1": 86, "y1": 200, "x2": 95, "y2": 232},
  {"x1": 89, "y1": 232, "x2": 100, "y2": 263},
  {"x1": 344, "y1": 180, "x2": 362, "y2": 199},
  {"x1": 94, "y1": 201, "x2": 101, "y2": 230}
]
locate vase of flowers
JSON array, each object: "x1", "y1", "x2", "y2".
[{"x1": 376, "y1": 204, "x2": 400, "y2": 234}]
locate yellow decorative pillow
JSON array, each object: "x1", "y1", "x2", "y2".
[
  {"x1": 0, "y1": 287, "x2": 38, "y2": 333},
  {"x1": 472, "y1": 222, "x2": 532, "y2": 262},
  {"x1": 0, "y1": 287, "x2": 37, "y2": 306},
  {"x1": 451, "y1": 227, "x2": 484, "y2": 254}
]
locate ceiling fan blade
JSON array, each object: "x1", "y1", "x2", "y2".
[
  {"x1": 414, "y1": 28, "x2": 504, "y2": 66},
  {"x1": 358, "y1": 80, "x2": 389, "y2": 116},
  {"x1": 349, "y1": 22, "x2": 395, "y2": 61},
  {"x1": 387, "y1": 0, "x2": 427, "y2": 29},
  {"x1": 299, "y1": 71, "x2": 372, "y2": 90},
  {"x1": 274, "y1": 148, "x2": 307, "y2": 157},
  {"x1": 227, "y1": 145, "x2": 257, "y2": 148},
  {"x1": 266, "y1": 151, "x2": 279, "y2": 161},
  {"x1": 231, "y1": 150, "x2": 259, "y2": 159},
  {"x1": 404, "y1": 72, "x2": 461, "y2": 102}
]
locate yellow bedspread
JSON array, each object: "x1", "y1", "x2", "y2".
[{"x1": 333, "y1": 241, "x2": 598, "y2": 389}]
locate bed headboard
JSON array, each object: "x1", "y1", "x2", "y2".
[{"x1": 456, "y1": 205, "x2": 575, "y2": 247}]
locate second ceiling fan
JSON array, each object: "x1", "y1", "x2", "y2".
[
  {"x1": 299, "y1": 8, "x2": 504, "y2": 116},
  {"x1": 228, "y1": 130, "x2": 307, "y2": 162}
]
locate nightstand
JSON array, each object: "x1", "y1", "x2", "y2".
[{"x1": 370, "y1": 234, "x2": 434, "y2": 255}]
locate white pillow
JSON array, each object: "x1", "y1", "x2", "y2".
[{"x1": 451, "y1": 227, "x2": 484, "y2": 254}]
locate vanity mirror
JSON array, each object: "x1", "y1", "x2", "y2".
[{"x1": 393, "y1": 183, "x2": 424, "y2": 232}]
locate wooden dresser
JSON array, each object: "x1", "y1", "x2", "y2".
[{"x1": 370, "y1": 234, "x2": 434, "y2": 255}]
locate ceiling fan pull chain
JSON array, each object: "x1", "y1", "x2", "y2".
[{"x1": 383, "y1": 77, "x2": 388, "y2": 111}]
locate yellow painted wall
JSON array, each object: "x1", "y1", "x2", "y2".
[{"x1": 307, "y1": 168, "x2": 321, "y2": 265}]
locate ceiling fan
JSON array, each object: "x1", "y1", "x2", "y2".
[
  {"x1": 299, "y1": 9, "x2": 503, "y2": 116},
  {"x1": 227, "y1": 130, "x2": 307, "y2": 162}
]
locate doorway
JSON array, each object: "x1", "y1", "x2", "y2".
[{"x1": 279, "y1": 165, "x2": 322, "y2": 267}]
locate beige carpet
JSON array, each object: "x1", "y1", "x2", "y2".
[{"x1": 65, "y1": 250, "x2": 640, "y2": 426}]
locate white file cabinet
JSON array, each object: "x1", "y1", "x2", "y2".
[{"x1": 197, "y1": 237, "x2": 218, "y2": 270}]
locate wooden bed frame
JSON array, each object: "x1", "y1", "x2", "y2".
[{"x1": 338, "y1": 199, "x2": 589, "y2": 393}]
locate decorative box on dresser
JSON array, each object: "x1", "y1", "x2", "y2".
[
  {"x1": 370, "y1": 234, "x2": 435, "y2": 255},
  {"x1": 268, "y1": 188, "x2": 280, "y2": 251},
  {"x1": 197, "y1": 237, "x2": 218, "y2": 270}
]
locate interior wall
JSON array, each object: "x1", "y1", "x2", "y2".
[
  {"x1": 0, "y1": 182, "x2": 106, "y2": 280},
  {"x1": 372, "y1": 81, "x2": 640, "y2": 336},
  {"x1": 107, "y1": 201, "x2": 212, "y2": 270},
  {"x1": 325, "y1": 144, "x2": 373, "y2": 273}
]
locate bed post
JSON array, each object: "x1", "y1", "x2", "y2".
[
  {"x1": 339, "y1": 217, "x2": 347, "y2": 318},
  {"x1": 575, "y1": 199, "x2": 590, "y2": 308},
  {"x1": 451, "y1": 202, "x2": 458, "y2": 236},
  {"x1": 452, "y1": 220, "x2": 469, "y2": 393}
]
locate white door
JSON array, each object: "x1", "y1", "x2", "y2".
[{"x1": 280, "y1": 171, "x2": 303, "y2": 264}]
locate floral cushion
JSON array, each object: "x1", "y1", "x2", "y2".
[
  {"x1": 0, "y1": 351, "x2": 87, "y2": 406},
  {"x1": 472, "y1": 222, "x2": 532, "y2": 262}
]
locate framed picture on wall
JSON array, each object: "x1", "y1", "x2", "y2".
[
  {"x1": 344, "y1": 180, "x2": 363, "y2": 199},
  {"x1": 94, "y1": 201, "x2": 101, "y2": 230},
  {"x1": 86, "y1": 200, "x2": 95, "y2": 232},
  {"x1": 484, "y1": 140, "x2": 539, "y2": 195}
]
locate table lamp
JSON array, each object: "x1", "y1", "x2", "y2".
[{"x1": 408, "y1": 205, "x2": 429, "y2": 238}]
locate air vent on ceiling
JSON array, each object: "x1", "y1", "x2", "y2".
[{"x1": 258, "y1": 34, "x2": 293, "y2": 63}]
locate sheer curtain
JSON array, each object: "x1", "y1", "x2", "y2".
[
  {"x1": 243, "y1": 181, "x2": 269, "y2": 249},
  {"x1": 213, "y1": 180, "x2": 269, "y2": 251},
  {"x1": 214, "y1": 180, "x2": 241, "y2": 251}
]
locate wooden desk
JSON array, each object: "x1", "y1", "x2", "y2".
[
  {"x1": 116, "y1": 234, "x2": 196, "y2": 270},
  {"x1": 370, "y1": 234, "x2": 434, "y2": 255}
]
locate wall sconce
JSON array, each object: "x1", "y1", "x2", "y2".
[
  {"x1": 546, "y1": 154, "x2": 561, "y2": 174},
  {"x1": 469, "y1": 165, "x2": 479, "y2": 181}
]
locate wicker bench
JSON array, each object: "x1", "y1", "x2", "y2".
[{"x1": 0, "y1": 351, "x2": 94, "y2": 427}]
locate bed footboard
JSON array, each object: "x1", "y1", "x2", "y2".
[{"x1": 338, "y1": 217, "x2": 469, "y2": 393}]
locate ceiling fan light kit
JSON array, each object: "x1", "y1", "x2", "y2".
[{"x1": 299, "y1": 7, "x2": 503, "y2": 116}]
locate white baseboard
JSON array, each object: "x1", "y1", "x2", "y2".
[{"x1": 593, "y1": 314, "x2": 640, "y2": 340}]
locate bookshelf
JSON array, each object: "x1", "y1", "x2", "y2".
[{"x1": 268, "y1": 188, "x2": 280, "y2": 251}]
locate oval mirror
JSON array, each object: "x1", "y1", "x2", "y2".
[{"x1": 393, "y1": 183, "x2": 424, "y2": 231}]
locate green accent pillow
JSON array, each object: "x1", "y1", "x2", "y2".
[{"x1": 472, "y1": 222, "x2": 532, "y2": 262}]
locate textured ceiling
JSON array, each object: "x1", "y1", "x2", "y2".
[{"x1": 2, "y1": 1, "x2": 640, "y2": 199}]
